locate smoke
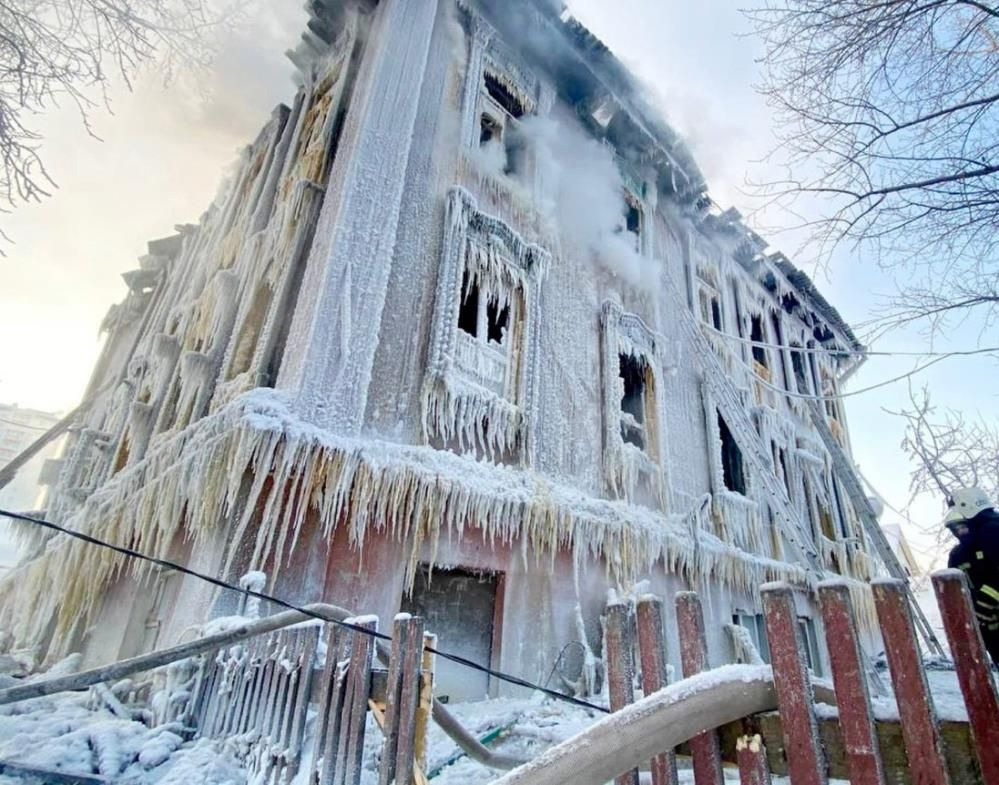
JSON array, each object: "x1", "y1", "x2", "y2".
[{"x1": 521, "y1": 115, "x2": 653, "y2": 286}]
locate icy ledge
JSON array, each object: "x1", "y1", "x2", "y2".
[{"x1": 0, "y1": 390, "x2": 811, "y2": 645}]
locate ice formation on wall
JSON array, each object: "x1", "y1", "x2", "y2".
[
  {"x1": 422, "y1": 187, "x2": 549, "y2": 463},
  {"x1": 0, "y1": 390, "x2": 820, "y2": 648}
]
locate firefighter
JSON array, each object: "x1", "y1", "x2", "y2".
[{"x1": 945, "y1": 487, "x2": 999, "y2": 663}]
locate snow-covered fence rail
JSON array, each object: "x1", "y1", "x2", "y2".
[
  {"x1": 175, "y1": 612, "x2": 434, "y2": 785},
  {"x1": 187, "y1": 624, "x2": 320, "y2": 783},
  {"x1": 498, "y1": 570, "x2": 999, "y2": 785}
]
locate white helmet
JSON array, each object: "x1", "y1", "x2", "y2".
[{"x1": 947, "y1": 487, "x2": 994, "y2": 522}]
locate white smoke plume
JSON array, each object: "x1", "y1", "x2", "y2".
[{"x1": 522, "y1": 115, "x2": 653, "y2": 286}]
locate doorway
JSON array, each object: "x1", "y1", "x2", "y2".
[{"x1": 400, "y1": 565, "x2": 501, "y2": 703}]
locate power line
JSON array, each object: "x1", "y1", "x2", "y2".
[
  {"x1": 703, "y1": 322, "x2": 999, "y2": 359},
  {"x1": 749, "y1": 353, "x2": 955, "y2": 401},
  {"x1": 0, "y1": 418, "x2": 52, "y2": 433},
  {"x1": 0, "y1": 507, "x2": 610, "y2": 715}
]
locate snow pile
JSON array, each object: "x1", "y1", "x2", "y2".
[{"x1": 0, "y1": 692, "x2": 244, "y2": 784}]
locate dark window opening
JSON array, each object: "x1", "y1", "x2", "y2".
[
  {"x1": 770, "y1": 311, "x2": 789, "y2": 389},
  {"x1": 458, "y1": 271, "x2": 479, "y2": 337},
  {"x1": 619, "y1": 353, "x2": 648, "y2": 449},
  {"x1": 718, "y1": 412, "x2": 746, "y2": 494},
  {"x1": 750, "y1": 316, "x2": 768, "y2": 367},
  {"x1": 503, "y1": 126, "x2": 526, "y2": 176},
  {"x1": 730, "y1": 280, "x2": 744, "y2": 337},
  {"x1": 777, "y1": 447, "x2": 792, "y2": 499},
  {"x1": 484, "y1": 73, "x2": 524, "y2": 118},
  {"x1": 626, "y1": 202, "x2": 641, "y2": 235},
  {"x1": 480, "y1": 113, "x2": 501, "y2": 146},
  {"x1": 711, "y1": 299, "x2": 723, "y2": 330},
  {"x1": 790, "y1": 347, "x2": 808, "y2": 394},
  {"x1": 486, "y1": 299, "x2": 509, "y2": 344}
]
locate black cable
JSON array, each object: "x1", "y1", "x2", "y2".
[{"x1": 0, "y1": 507, "x2": 610, "y2": 714}]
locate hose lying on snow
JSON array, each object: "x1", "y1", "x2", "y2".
[{"x1": 490, "y1": 664, "x2": 778, "y2": 785}]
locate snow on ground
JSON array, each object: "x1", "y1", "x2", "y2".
[
  {"x1": 0, "y1": 661, "x2": 978, "y2": 784},
  {"x1": 0, "y1": 692, "x2": 244, "y2": 784}
]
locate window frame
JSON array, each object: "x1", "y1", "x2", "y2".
[
  {"x1": 600, "y1": 301, "x2": 668, "y2": 502},
  {"x1": 423, "y1": 188, "x2": 549, "y2": 464}
]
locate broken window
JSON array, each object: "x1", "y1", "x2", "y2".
[
  {"x1": 619, "y1": 353, "x2": 650, "y2": 450},
  {"x1": 484, "y1": 73, "x2": 525, "y2": 119},
  {"x1": 750, "y1": 315, "x2": 768, "y2": 369},
  {"x1": 479, "y1": 70, "x2": 529, "y2": 180},
  {"x1": 480, "y1": 113, "x2": 502, "y2": 146},
  {"x1": 457, "y1": 270, "x2": 509, "y2": 346},
  {"x1": 777, "y1": 446, "x2": 792, "y2": 500},
  {"x1": 718, "y1": 412, "x2": 747, "y2": 494},
  {"x1": 790, "y1": 345, "x2": 809, "y2": 394},
  {"x1": 458, "y1": 270, "x2": 480, "y2": 337},
  {"x1": 619, "y1": 193, "x2": 642, "y2": 251},
  {"x1": 696, "y1": 268, "x2": 723, "y2": 332},
  {"x1": 770, "y1": 311, "x2": 789, "y2": 390}
]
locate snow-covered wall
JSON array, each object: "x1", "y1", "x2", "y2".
[{"x1": 0, "y1": 0, "x2": 885, "y2": 686}]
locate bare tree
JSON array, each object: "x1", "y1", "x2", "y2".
[
  {"x1": 888, "y1": 385, "x2": 999, "y2": 547},
  {"x1": 747, "y1": 0, "x2": 999, "y2": 335},
  {"x1": 0, "y1": 0, "x2": 231, "y2": 215}
]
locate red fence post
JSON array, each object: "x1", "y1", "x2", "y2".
[
  {"x1": 871, "y1": 579, "x2": 950, "y2": 785},
  {"x1": 636, "y1": 595, "x2": 679, "y2": 785},
  {"x1": 933, "y1": 569, "x2": 999, "y2": 785},
  {"x1": 676, "y1": 591, "x2": 724, "y2": 785},
  {"x1": 605, "y1": 600, "x2": 641, "y2": 785},
  {"x1": 737, "y1": 734, "x2": 771, "y2": 785},
  {"x1": 817, "y1": 581, "x2": 886, "y2": 785},
  {"x1": 760, "y1": 582, "x2": 826, "y2": 785}
]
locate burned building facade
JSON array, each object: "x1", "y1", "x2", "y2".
[{"x1": 0, "y1": 0, "x2": 882, "y2": 698}]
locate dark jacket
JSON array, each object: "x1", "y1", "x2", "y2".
[{"x1": 948, "y1": 508, "x2": 999, "y2": 631}]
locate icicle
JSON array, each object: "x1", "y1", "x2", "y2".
[{"x1": 0, "y1": 389, "x2": 822, "y2": 649}]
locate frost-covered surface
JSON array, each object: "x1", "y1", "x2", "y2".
[
  {"x1": 0, "y1": 657, "x2": 978, "y2": 784},
  {"x1": 0, "y1": 389, "x2": 816, "y2": 648},
  {"x1": 0, "y1": 692, "x2": 243, "y2": 784}
]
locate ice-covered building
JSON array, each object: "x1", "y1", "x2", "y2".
[{"x1": 0, "y1": 0, "x2": 886, "y2": 698}]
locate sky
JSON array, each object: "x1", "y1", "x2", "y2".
[{"x1": 0, "y1": 0, "x2": 992, "y2": 569}]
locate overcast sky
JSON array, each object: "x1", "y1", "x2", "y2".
[{"x1": 1, "y1": 0, "x2": 991, "y2": 566}]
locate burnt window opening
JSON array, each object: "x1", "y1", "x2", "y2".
[
  {"x1": 480, "y1": 113, "x2": 502, "y2": 146},
  {"x1": 730, "y1": 280, "x2": 744, "y2": 338},
  {"x1": 718, "y1": 412, "x2": 747, "y2": 495},
  {"x1": 711, "y1": 299, "x2": 723, "y2": 331},
  {"x1": 486, "y1": 299, "x2": 509, "y2": 344},
  {"x1": 619, "y1": 353, "x2": 649, "y2": 450},
  {"x1": 458, "y1": 270, "x2": 480, "y2": 337},
  {"x1": 484, "y1": 73, "x2": 525, "y2": 118},
  {"x1": 458, "y1": 269, "x2": 513, "y2": 347},
  {"x1": 699, "y1": 289, "x2": 723, "y2": 331},
  {"x1": 777, "y1": 446, "x2": 792, "y2": 500},
  {"x1": 750, "y1": 315, "x2": 768, "y2": 368},
  {"x1": 626, "y1": 203, "x2": 641, "y2": 235},
  {"x1": 790, "y1": 346, "x2": 809, "y2": 394},
  {"x1": 503, "y1": 126, "x2": 526, "y2": 177},
  {"x1": 770, "y1": 311, "x2": 789, "y2": 390},
  {"x1": 822, "y1": 372, "x2": 841, "y2": 420}
]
